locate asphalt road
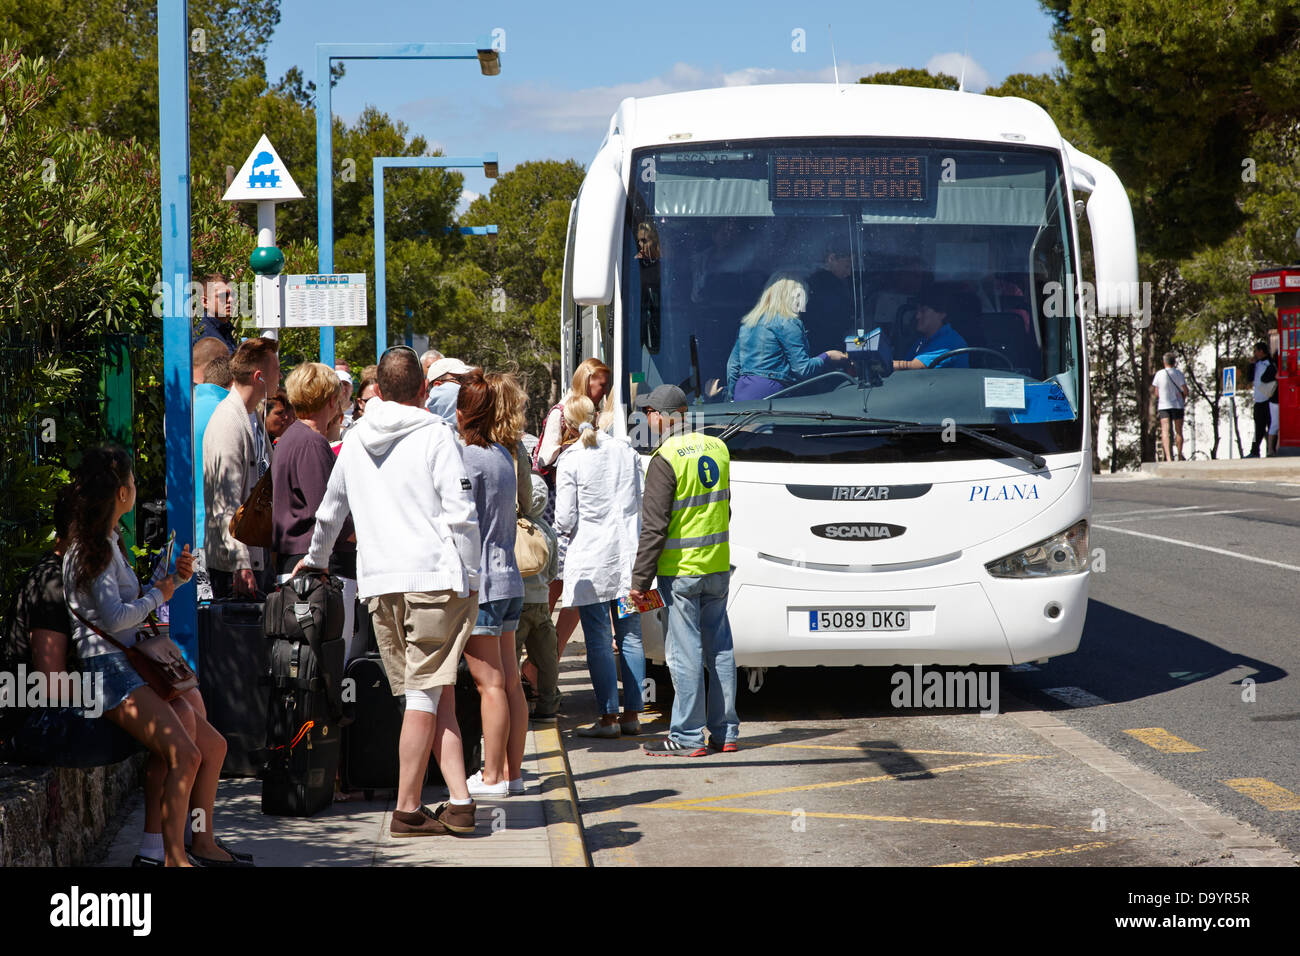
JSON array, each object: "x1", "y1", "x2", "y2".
[
  {"x1": 560, "y1": 474, "x2": 1300, "y2": 867},
  {"x1": 1005, "y1": 475, "x2": 1300, "y2": 855}
]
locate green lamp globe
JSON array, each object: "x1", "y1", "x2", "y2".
[{"x1": 249, "y1": 245, "x2": 285, "y2": 276}]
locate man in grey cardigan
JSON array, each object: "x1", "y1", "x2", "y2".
[{"x1": 203, "y1": 337, "x2": 279, "y2": 598}]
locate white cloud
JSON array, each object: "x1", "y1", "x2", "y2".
[
  {"x1": 1013, "y1": 49, "x2": 1061, "y2": 75},
  {"x1": 456, "y1": 189, "x2": 481, "y2": 216},
  {"x1": 925, "y1": 52, "x2": 991, "y2": 91}
]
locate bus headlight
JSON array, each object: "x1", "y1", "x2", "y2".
[{"x1": 985, "y1": 520, "x2": 1089, "y2": 578}]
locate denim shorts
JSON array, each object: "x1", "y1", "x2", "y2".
[
  {"x1": 473, "y1": 595, "x2": 524, "y2": 637},
  {"x1": 79, "y1": 652, "x2": 147, "y2": 714}
]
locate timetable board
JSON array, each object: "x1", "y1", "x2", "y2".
[{"x1": 283, "y1": 274, "x2": 368, "y2": 327}]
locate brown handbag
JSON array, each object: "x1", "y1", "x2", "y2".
[
  {"x1": 230, "y1": 467, "x2": 274, "y2": 548},
  {"x1": 71, "y1": 607, "x2": 198, "y2": 702}
]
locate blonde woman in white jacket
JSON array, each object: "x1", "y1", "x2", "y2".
[{"x1": 554, "y1": 396, "x2": 646, "y2": 738}]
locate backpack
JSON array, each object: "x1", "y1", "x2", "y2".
[{"x1": 263, "y1": 573, "x2": 347, "y2": 727}]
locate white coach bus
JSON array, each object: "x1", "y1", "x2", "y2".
[{"x1": 560, "y1": 83, "x2": 1139, "y2": 675}]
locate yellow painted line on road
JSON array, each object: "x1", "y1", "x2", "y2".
[
  {"x1": 936, "y1": 840, "x2": 1113, "y2": 867},
  {"x1": 644, "y1": 754, "x2": 1051, "y2": 809},
  {"x1": 642, "y1": 804, "x2": 1060, "y2": 829},
  {"x1": 768, "y1": 742, "x2": 1043, "y2": 759},
  {"x1": 1222, "y1": 778, "x2": 1300, "y2": 811},
  {"x1": 1123, "y1": 728, "x2": 1205, "y2": 753}
]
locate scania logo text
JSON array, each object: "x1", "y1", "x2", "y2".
[{"x1": 811, "y1": 522, "x2": 906, "y2": 540}]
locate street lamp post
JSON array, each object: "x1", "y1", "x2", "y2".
[
  {"x1": 372, "y1": 154, "x2": 499, "y2": 361},
  {"x1": 315, "y1": 41, "x2": 501, "y2": 366}
]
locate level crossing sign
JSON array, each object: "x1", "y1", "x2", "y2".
[{"x1": 222, "y1": 135, "x2": 304, "y2": 203}]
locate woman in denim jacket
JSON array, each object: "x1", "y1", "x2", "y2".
[{"x1": 725, "y1": 273, "x2": 850, "y2": 401}]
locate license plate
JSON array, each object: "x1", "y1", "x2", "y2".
[{"x1": 809, "y1": 608, "x2": 910, "y2": 632}]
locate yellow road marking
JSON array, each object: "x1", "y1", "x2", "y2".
[
  {"x1": 768, "y1": 742, "x2": 1044, "y2": 759},
  {"x1": 643, "y1": 804, "x2": 1060, "y2": 829},
  {"x1": 643, "y1": 754, "x2": 1051, "y2": 809},
  {"x1": 1123, "y1": 728, "x2": 1205, "y2": 753},
  {"x1": 936, "y1": 840, "x2": 1113, "y2": 866},
  {"x1": 1222, "y1": 778, "x2": 1300, "y2": 811}
]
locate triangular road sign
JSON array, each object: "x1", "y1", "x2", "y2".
[{"x1": 222, "y1": 134, "x2": 304, "y2": 202}]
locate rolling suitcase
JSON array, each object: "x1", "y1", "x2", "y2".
[
  {"x1": 196, "y1": 599, "x2": 268, "y2": 776},
  {"x1": 260, "y1": 574, "x2": 347, "y2": 816},
  {"x1": 340, "y1": 654, "x2": 484, "y2": 797},
  {"x1": 339, "y1": 655, "x2": 403, "y2": 797}
]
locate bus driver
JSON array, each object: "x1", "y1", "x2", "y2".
[{"x1": 893, "y1": 287, "x2": 969, "y2": 370}]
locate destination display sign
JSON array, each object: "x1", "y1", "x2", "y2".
[{"x1": 770, "y1": 153, "x2": 928, "y2": 201}]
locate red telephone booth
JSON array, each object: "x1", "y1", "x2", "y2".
[{"x1": 1248, "y1": 268, "x2": 1300, "y2": 450}]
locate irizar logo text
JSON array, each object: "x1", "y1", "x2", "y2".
[
  {"x1": 830, "y1": 485, "x2": 891, "y2": 500},
  {"x1": 50, "y1": 886, "x2": 151, "y2": 936}
]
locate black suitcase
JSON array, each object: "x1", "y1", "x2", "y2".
[
  {"x1": 340, "y1": 655, "x2": 403, "y2": 796},
  {"x1": 340, "y1": 654, "x2": 484, "y2": 797},
  {"x1": 260, "y1": 575, "x2": 347, "y2": 816},
  {"x1": 196, "y1": 599, "x2": 268, "y2": 777}
]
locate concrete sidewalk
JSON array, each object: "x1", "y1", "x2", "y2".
[
  {"x1": 95, "y1": 724, "x2": 588, "y2": 867},
  {"x1": 1140, "y1": 455, "x2": 1300, "y2": 480}
]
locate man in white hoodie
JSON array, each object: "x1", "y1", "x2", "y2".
[{"x1": 296, "y1": 346, "x2": 483, "y2": 837}]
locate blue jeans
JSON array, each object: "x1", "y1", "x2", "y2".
[
  {"x1": 660, "y1": 572, "x2": 739, "y2": 747},
  {"x1": 577, "y1": 600, "x2": 645, "y2": 716}
]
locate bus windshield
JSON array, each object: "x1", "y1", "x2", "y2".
[{"x1": 623, "y1": 138, "x2": 1084, "y2": 463}]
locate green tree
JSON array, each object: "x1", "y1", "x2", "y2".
[
  {"x1": 858, "y1": 67, "x2": 959, "y2": 90},
  {"x1": 0, "y1": 0, "x2": 282, "y2": 160},
  {"x1": 1038, "y1": 0, "x2": 1300, "y2": 260},
  {"x1": 0, "y1": 44, "x2": 290, "y2": 594}
]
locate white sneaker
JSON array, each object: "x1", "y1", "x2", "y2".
[
  {"x1": 507, "y1": 777, "x2": 525, "y2": 795},
  {"x1": 466, "y1": 770, "x2": 509, "y2": 797}
]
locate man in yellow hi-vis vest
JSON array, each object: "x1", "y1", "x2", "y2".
[{"x1": 630, "y1": 385, "x2": 739, "y2": 756}]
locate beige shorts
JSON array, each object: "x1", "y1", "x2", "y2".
[{"x1": 367, "y1": 590, "x2": 478, "y2": 695}]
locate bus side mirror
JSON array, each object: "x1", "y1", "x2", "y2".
[
  {"x1": 573, "y1": 135, "x2": 627, "y2": 306},
  {"x1": 1064, "y1": 143, "x2": 1140, "y2": 318}
]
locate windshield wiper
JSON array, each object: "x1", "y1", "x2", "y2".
[
  {"x1": 715, "y1": 410, "x2": 918, "y2": 442},
  {"x1": 801, "y1": 422, "x2": 1048, "y2": 470}
]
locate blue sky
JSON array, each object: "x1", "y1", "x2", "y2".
[{"x1": 263, "y1": 0, "x2": 1062, "y2": 208}]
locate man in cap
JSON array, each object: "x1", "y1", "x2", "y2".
[
  {"x1": 630, "y1": 385, "x2": 739, "y2": 756},
  {"x1": 425, "y1": 357, "x2": 474, "y2": 428}
]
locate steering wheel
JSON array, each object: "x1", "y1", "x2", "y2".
[{"x1": 929, "y1": 347, "x2": 1015, "y2": 370}]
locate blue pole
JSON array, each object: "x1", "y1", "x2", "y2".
[
  {"x1": 158, "y1": 0, "x2": 196, "y2": 663},
  {"x1": 373, "y1": 160, "x2": 387, "y2": 356},
  {"x1": 315, "y1": 46, "x2": 335, "y2": 367}
]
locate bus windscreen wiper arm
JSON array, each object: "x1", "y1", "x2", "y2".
[
  {"x1": 717, "y1": 410, "x2": 918, "y2": 442},
  {"x1": 801, "y1": 423, "x2": 1048, "y2": 470}
]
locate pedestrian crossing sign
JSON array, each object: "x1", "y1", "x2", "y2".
[
  {"x1": 222, "y1": 135, "x2": 304, "y2": 202},
  {"x1": 1222, "y1": 366, "x2": 1236, "y2": 394}
]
